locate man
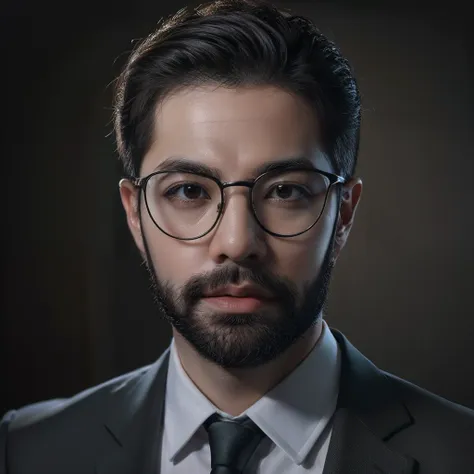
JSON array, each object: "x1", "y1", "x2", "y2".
[{"x1": 2, "y1": 0, "x2": 473, "y2": 473}]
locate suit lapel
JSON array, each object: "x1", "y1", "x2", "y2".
[
  {"x1": 322, "y1": 408, "x2": 417, "y2": 474},
  {"x1": 95, "y1": 349, "x2": 171, "y2": 474},
  {"x1": 323, "y1": 329, "x2": 418, "y2": 474}
]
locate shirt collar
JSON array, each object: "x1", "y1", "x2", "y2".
[
  {"x1": 246, "y1": 320, "x2": 340, "y2": 464},
  {"x1": 164, "y1": 339, "x2": 217, "y2": 462},
  {"x1": 164, "y1": 319, "x2": 340, "y2": 465}
]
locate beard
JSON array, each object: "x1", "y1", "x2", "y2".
[{"x1": 141, "y1": 237, "x2": 336, "y2": 370}]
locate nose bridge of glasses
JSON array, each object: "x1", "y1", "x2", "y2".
[
  {"x1": 220, "y1": 180, "x2": 255, "y2": 204},
  {"x1": 219, "y1": 180, "x2": 255, "y2": 214},
  {"x1": 217, "y1": 181, "x2": 260, "y2": 238},
  {"x1": 222, "y1": 180, "x2": 254, "y2": 191}
]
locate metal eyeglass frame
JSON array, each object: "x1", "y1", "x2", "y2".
[{"x1": 128, "y1": 167, "x2": 346, "y2": 241}]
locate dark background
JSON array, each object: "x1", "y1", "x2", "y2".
[{"x1": 1, "y1": 0, "x2": 473, "y2": 415}]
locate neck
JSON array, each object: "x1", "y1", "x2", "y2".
[{"x1": 172, "y1": 320, "x2": 323, "y2": 417}]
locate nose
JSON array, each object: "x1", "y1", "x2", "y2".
[{"x1": 208, "y1": 190, "x2": 267, "y2": 264}]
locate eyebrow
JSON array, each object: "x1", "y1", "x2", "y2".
[
  {"x1": 153, "y1": 155, "x2": 316, "y2": 180},
  {"x1": 154, "y1": 157, "x2": 223, "y2": 179}
]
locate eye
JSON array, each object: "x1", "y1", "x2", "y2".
[
  {"x1": 266, "y1": 183, "x2": 311, "y2": 200},
  {"x1": 165, "y1": 183, "x2": 211, "y2": 200}
]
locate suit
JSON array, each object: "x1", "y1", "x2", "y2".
[{"x1": 1, "y1": 329, "x2": 473, "y2": 473}]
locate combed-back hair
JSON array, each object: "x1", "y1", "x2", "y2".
[{"x1": 113, "y1": 0, "x2": 361, "y2": 178}]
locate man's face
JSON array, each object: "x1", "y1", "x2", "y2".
[{"x1": 121, "y1": 85, "x2": 359, "y2": 368}]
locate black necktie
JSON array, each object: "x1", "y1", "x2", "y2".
[{"x1": 204, "y1": 413, "x2": 266, "y2": 474}]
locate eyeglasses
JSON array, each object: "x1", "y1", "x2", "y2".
[{"x1": 129, "y1": 167, "x2": 345, "y2": 240}]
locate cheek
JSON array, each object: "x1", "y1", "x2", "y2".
[
  {"x1": 141, "y1": 215, "x2": 206, "y2": 285},
  {"x1": 273, "y1": 237, "x2": 326, "y2": 284},
  {"x1": 272, "y1": 195, "x2": 337, "y2": 283}
]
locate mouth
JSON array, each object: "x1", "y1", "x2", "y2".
[
  {"x1": 201, "y1": 285, "x2": 274, "y2": 312},
  {"x1": 201, "y1": 295, "x2": 272, "y2": 312}
]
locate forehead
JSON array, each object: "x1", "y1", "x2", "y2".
[{"x1": 141, "y1": 84, "x2": 330, "y2": 176}]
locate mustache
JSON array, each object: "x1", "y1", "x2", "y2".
[{"x1": 180, "y1": 264, "x2": 298, "y2": 308}]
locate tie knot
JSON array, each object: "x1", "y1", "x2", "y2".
[{"x1": 204, "y1": 414, "x2": 265, "y2": 474}]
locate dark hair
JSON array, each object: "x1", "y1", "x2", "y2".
[{"x1": 113, "y1": 0, "x2": 361, "y2": 179}]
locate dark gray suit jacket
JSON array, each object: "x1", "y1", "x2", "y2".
[{"x1": 1, "y1": 329, "x2": 473, "y2": 473}]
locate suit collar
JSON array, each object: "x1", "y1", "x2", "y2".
[
  {"x1": 323, "y1": 328, "x2": 417, "y2": 474},
  {"x1": 332, "y1": 328, "x2": 414, "y2": 440},
  {"x1": 322, "y1": 407, "x2": 417, "y2": 474},
  {"x1": 96, "y1": 349, "x2": 171, "y2": 474}
]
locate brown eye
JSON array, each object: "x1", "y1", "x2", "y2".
[
  {"x1": 165, "y1": 183, "x2": 210, "y2": 200},
  {"x1": 266, "y1": 184, "x2": 310, "y2": 200}
]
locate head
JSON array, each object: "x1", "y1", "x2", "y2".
[{"x1": 116, "y1": 0, "x2": 362, "y2": 369}]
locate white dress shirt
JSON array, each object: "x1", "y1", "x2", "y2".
[{"x1": 160, "y1": 320, "x2": 341, "y2": 473}]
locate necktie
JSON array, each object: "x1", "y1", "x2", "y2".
[{"x1": 204, "y1": 413, "x2": 266, "y2": 474}]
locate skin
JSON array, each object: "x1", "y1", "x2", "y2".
[{"x1": 120, "y1": 85, "x2": 362, "y2": 416}]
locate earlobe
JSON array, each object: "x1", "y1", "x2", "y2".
[{"x1": 332, "y1": 219, "x2": 347, "y2": 260}]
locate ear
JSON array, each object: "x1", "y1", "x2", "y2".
[
  {"x1": 119, "y1": 179, "x2": 145, "y2": 254},
  {"x1": 333, "y1": 178, "x2": 363, "y2": 262}
]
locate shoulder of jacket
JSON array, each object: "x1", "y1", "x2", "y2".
[
  {"x1": 381, "y1": 370, "x2": 474, "y2": 427},
  {"x1": 6, "y1": 363, "x2": 154, "y2": 432}
]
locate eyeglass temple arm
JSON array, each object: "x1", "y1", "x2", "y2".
[{"x1": 122, "y1": 176, "x2": 144, "y2": 188}]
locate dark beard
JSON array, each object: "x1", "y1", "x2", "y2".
[
  {"x1": 139, "y1": 194, "x2": 338, "y2": 369},
  {"x1": 142, "y1": 242, "x2": 335, "y2": 369}
]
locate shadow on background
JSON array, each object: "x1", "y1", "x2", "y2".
[{"x1": 1, "y1": 0, "x2": 473, "y2": 414}]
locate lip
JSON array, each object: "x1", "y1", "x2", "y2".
[
  {"x1": 202, "y1": 285, "x2": 274, "y2": 312},
  {"x1": 203, "y1": 285, "x2": 272, "y2": 299},
  {"x1": 202, "y1": 296, "x2": 271, "y2": 312}
]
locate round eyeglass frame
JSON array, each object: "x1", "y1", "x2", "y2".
[{"x1": 129, "y1": 167, "x2": 346, "y2": 240}]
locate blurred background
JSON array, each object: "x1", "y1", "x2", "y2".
[{"x1": 1, "y1": 0, "x2": 473, "y2": 415}]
